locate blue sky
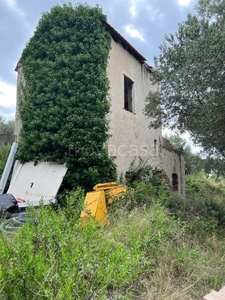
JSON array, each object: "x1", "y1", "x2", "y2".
[{"x1": 0, "y1": 0, "x2": 198, "y2": 121}]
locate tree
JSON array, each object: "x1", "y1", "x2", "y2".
[
  {"x1": 203, "y1": 156, "x2": 225, "y2": 180},
  {"x1": 0, "y1": 116, "x2": 14, "y2": 145},
  {"x1": 145, "y1": 0, "x2": 225, "y2": 156},
  {"x1": 17, "y1": 4, "x2": 116, "y2": 191},
  {"x1": 0, "y1": 145, "x2": 11, "y2": 177},
  {"x1": 0, "y1": 116, "x2": 14, "y2": 178}
]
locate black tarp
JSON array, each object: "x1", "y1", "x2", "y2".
[{"x1": 0, "y1": 194, "x2": 19, "y2": 216}]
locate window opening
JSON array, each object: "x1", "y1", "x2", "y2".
[
  {"x1": 172, "y1": 173, "x2": 178, "y2": 191},
  {"x1": 124, "y1": 76, "x2": 133, "y2": 112},
  {"x1": 154, "y1": 139, "x2": 157, "y2": 155}
]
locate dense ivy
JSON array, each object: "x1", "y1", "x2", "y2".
[{"x1": 17, "y1": 4, "x2": 116, "y2": 191}]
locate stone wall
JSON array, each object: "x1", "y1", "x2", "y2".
[
  {"x1": 106, "y1": 38, "x2": 161, "y2": 178},
  {"x1": 14, "y1": 35, "x2": 186, "y2": 194},
  {"x1": 159, "y1": 137, "x2": 185, "y2": 195}
]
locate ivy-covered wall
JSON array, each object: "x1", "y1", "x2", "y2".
[{"x1": 17, "y1": 4, "x2": 116, "y2": 191}]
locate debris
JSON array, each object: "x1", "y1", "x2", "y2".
[
  {"x1": 0, "y1": 161, "x2": 67, "y2": 233},
  {"x1": 0, "y1": 193, "x2": 19, "y2": 216},
  {"x1": 7, "y1": 161, "x2": 67, "y2": 208},
  {"x1": 80, "y1": 182, "x2": 126, "y2": 225},
  {"x1": 0, "y1": 142, "x2": 18, "y2": 195},
  {"x1": 0, "y1": 212, "x2": 26, "y2": 234}
]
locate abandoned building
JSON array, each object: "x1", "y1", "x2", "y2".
[{"x1": 14, "y1": 20, "x2": 185, "y2": 195}]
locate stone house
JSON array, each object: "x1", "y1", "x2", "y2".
[{"x1": 14, "y1": 21, "x2": 185, "y2": 195}]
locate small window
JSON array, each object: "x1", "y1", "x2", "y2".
[
  {"x1": 154, "y1": 139, "x2": 157, "y2": 151},
  {"x1": 172, "y1": 173, "x2": 178, "y2": 192},
  {"x1": 124, "y1": 76, "x2": 133, "y2": 112}
]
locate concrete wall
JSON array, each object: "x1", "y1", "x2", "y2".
[
  {"x1": 159, "y1": 137, "x2": 185, "y2": 195},
  {"x1": 106, "y1": 39, "x2": 161, "y2": 178},
  {"x1": 14, "y1": 37, "x2": 186, "y2": 194}
]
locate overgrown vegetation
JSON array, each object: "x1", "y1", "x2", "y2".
[
  {"x1": 1, "y1": 1, "x2": 225, "y2": 298},
  {"x1": 0, "y1": 116, "x2": 14, "y2": 146},
  {"x1": 17, "y1": 4, "x2": 116, "y2": 191},
  {"x1": 165, "y1": 133, "x2": 225, "y2": 181},
  {"x1": 0, "y1": 116, "x2": 14, "y2": 177},
  {"x1": 164, "y1": 134, "x2": 204, "y2": 175},
  {"x1": 145, "y1": 0, "x2": 225, "y2": 156},
  {"x1": 0, "y1": 145, "x2": 10, "y2": 177},
  {"x1": 1, "y1": 170, "x2": 225, "y2": 299}
]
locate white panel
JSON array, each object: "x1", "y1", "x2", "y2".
[{"x1": 8, "y1": 162, "x2": 67, "y2": 204}]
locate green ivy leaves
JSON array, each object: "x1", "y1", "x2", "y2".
[{"x1": 18, "y1": 4, "x2": 116, "y2": 191}]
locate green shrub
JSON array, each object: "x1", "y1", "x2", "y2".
[
  {"x1": 0, "y1": 196, "x2": 184, "y2": 300},
  {"x1": 0, "y1": 205, "x2": 143, "y2": 299},
  {"x1": 62, "y1": 187, "x2": 85, "y2": 220},
  {"x1": 0, "y1": 175, "x2": 225, "y2": 299},
  {"x1": 185, "y1": 174, "x2": 225, "y2": 227},
  {"x1": 0, "y1": 145, "x2": 11, "y2": 177},
  {"x1": 17, "y1": 4, "x2": 116, "y2": 192}
]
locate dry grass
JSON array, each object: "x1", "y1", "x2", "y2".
[
  {"x1": 105, "y1": 204, "x2": 225, "y2": 299},
  {"x1": 140, "y1": 234, "x2": 225, "y2": 300}
]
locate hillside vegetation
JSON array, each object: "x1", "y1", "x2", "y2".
[{"x1": 0, "y1": 172, "x2": 225, "y2": 299}]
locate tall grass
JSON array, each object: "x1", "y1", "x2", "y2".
[{"x1": 0, "y1": 173, "x2": 225, "y2": 299}]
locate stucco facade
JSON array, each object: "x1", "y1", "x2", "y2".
[
  {"x1": 105, "y1": 24, "x2": 185, "y2": 194},
  {"x1": 14, "y1": 22, "x2": 186, "y2": 195},
  {"x1": 159, "y1": 138, "x2": 185, "y2": 195},
  {"x1": 107, "y1": 38, "x2": 161, "y2": 177}
]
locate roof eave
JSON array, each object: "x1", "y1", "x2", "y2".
[
  {"x1": 103, "y1": 20, "x2": 147, "y2": 64},
  {"x1": 15, "y1": 62, "x2": 21, "y2": 72}
]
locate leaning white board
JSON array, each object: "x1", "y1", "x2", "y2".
[{"x1": 8, "y1": 161, "x2": 67, "y2": 207}]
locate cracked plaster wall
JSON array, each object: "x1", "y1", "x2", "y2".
[{"x1": 107, "y1": 39, "x2": 161, "y2": 178}]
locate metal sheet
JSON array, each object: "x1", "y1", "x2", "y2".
[
  {"x1": 0, "y1": 142, "x2": 18, "y2": 194},
  {"x1": 8, "y1": 161, "x2": 67, "y2": 206}
]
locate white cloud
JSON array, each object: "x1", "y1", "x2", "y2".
[
  {"x1": 130, "y1": 0, "x2": 137, "y2": 17},
  {"x1": 125, "y1": 24, "x2": 145, "y2": 42},
  {"x1": 0, "y1": 80, "x2": 16, "y2": 118},
  {"x1": 146, "y1": 5, "x2": 164, "y2": 24},
  {"x1": 129, "y1": 0, "x2": 146, "y2": 18},
  {"x1": 5, "y1": 0, "x2": 16, "y2": 8},
  {"x1": 3, "y1": 0, "x2": 25, "y2": 16},
  {"x1": 130, "y1": 5, "x2": 137, "y2": 17},
  {"x1": 178, "y1": 0, "x2": 191, "y2": 6}
]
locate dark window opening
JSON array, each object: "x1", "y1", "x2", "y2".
[
  {"x1": 172, "y1": 173, "x2": 178, "y2": 191},
  {"x1": 154, "y1": 139, "x2": 157, "y2": 155},
  {"x1": 124, "y1": 76, "x2": 133, "y2": 112}
]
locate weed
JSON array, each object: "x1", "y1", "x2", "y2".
[{"x1": 0, "y1": 173, "x2": 225, "y2": 299}]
